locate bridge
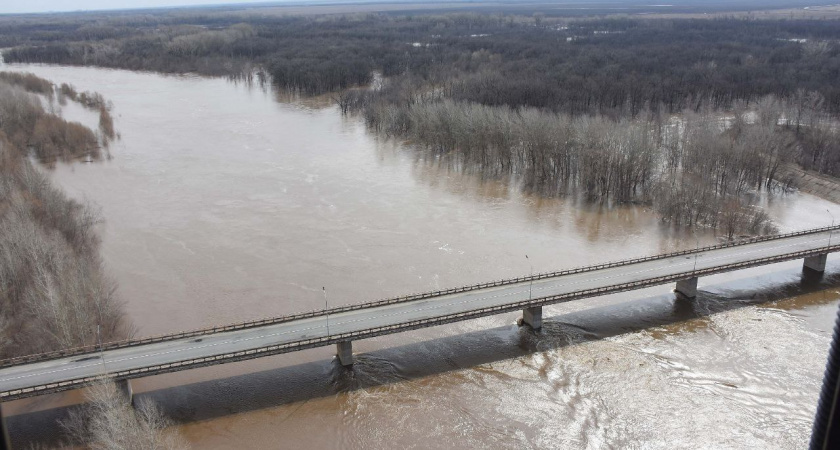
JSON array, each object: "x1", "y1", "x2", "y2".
[{"x1": 0, "y1": 226, "x2": 838, "y2": 404}]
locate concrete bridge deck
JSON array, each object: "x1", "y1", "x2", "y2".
[{"x1": 1, "y1": 226, "x2": 838, "y2": 401}]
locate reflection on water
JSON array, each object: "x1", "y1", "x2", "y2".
[{"x1": 2, "y1": 63, "x2": 838, "y2": 449}]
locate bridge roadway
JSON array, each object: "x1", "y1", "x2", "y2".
[{"x1": 1, "y1": 226, "x2": 839, "y2": 401}]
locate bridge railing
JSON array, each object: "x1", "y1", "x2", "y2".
[
  {"x1": 1, "y1": 225, "x2": 838, "y2": 369},
  {"x1": 3, "y1": 241, "x2": 838, "y2": 401}
]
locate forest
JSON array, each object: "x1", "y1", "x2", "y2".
[{"x1": 2, "y1": 14, "x2": 840, "y2": 113}]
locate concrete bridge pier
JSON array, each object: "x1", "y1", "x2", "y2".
[
  {"x1": 116, "y1": 379, "x2": 133, "y2": 406},
  {"x1": 336, "y1": 341, "x2": 353, "y2": 367},
  {"x1": 521, "y1": 306, "x2": 543, "y2": 330},
  {"x1": 675, "y1": 277, "x2": 698, "y2": 298},
  {"x1": 804, "y1": 254, "x2": 828, "y2": 273}
]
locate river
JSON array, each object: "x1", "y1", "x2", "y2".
[{"x1": 3, "y1": 63, "x2": 839, "y2": 449}]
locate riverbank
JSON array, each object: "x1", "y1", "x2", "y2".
[{"x1": 782, "y1": 163, "x2": 840, "y2": 204}]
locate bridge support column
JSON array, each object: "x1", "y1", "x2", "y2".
[
  {"x1": 336, "y1": 341, "x2": 353, "y2": 367},
  {"x1": 675, "y1": 277, "x2": 698, "y2": 299},
  {"x1": 804, "y1": 254, "x2": 828, "y2": 273},
  {"x1": 116, "y1": 379, "x2": 133, "y2": 406},
  {"x1": 521, "y1": 306, "x2": 542, "y2": 330}
]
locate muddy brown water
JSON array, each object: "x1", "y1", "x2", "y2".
[{"x1": 3, "y1": 63, "x2": 840, "y2": 449}]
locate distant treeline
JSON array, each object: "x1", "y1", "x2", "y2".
[{"x1": 2, "y1": 14, "x2": 840, "y2": 113}]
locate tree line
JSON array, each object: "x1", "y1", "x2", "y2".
[{"x1": 2, "y1": 13, "x2": 840, "y2": 112}]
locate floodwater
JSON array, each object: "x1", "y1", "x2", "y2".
[{"x1": 3, "y1": 63, "x2": 840, "y2": 449}]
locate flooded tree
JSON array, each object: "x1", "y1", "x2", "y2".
[
  {"x1": 99, "y1": 106, "x2": 116, "y2": 141},
  {"x1": 0, "y1": 71, "x2": 54, "y2": 97},
  {"x1": 0, "y1": 76, "x2": 114, "y2": 161},
  {"x1": 352, "y1": 77, "x2": 796, "y2": 235}
]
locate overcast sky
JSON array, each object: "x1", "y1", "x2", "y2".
[{"x1": 0, "y1": 1, "x2": 290, "y2": 14}]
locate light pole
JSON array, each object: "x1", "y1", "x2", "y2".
[
  {"x1": 828, "y1": 209, "x2": 835, "y2": 249},
  {"x1": 526, "y1": 254, "x2": 533, "y2": 301},
  {"x1": 95, "y1": 298, "x2": 107, "y2": 374},
  {"x1": 97, "y1": 325, "x2": 107, "y2": 374},
  {"x1": 323, "y1": 287, "x2": 330, "y2": 337},
  {"x1": 693, "y1": 232, "x2": 700, "y2": 273}
]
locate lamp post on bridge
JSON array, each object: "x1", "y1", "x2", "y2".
[
  {"x1": 828, "y1": 209, "x2": 835, "y2": 249},
  {"x1": 526, "y1": 254, "x2": 533, "y2": 301},
  {"x1": 97, "y1": 325, "x2": 107, "y2": 374},
  {"x1": 95, "y1": 297, "x2": 107, "y2": 374},
  {"x1": 323, "y1": 287, "x2": 330, "y2": 337},
  {"x1": 693, "y1": 232, "x2": 700, "y2": 274}
]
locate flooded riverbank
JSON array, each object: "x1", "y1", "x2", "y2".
[{"x1": 3, "y1": 63, "x2": 838, "y2": 449}]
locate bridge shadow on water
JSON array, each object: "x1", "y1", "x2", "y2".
[{"x1": 9, "y1": 267, "x2": 840, "y2": 447}]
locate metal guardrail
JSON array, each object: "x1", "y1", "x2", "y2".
[
  {"x1": 1, "y1": 224, "x2": 838, "y2": 370},
  {"x1": 1, "y1": 239, "x2": 838, "y2": 401}
]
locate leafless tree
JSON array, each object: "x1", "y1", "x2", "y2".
[
  {"x1": 61, "y1": 382, "x2": 187, "y2": 450},
  {"x1": 353, "y1": 79, "x2": 796, "y2": 236}
]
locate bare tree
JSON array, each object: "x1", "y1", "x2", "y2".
[{"x1": 61, "y1": 382, "x2": 188, "y2": 450}]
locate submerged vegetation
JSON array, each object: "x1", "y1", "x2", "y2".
[
  {"x1": 353, "y1": 82, "x2": 805, "y2": 236},
  {"x1": 0, "y1": 79, "x2": 98, "y2": 163},
  {"x1": 0, "y1": 71, "x2": 116, "y2": 160}
]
